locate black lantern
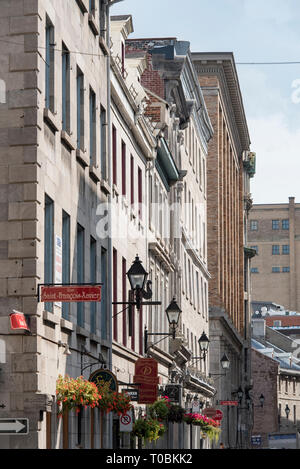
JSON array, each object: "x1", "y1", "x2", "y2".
[
  {"x1": 220, "y1": 353, "x2": 230, "y2": 370},
  {"x1": 165, "y1": 297, "x2": 181, "y2": 329},
  {"x1": 285, "y1": 404, "x2": 290, "y2": 419},
  {"x1": 259, "y1": 394, "x2": 265, "y2": 408},
  {"x1": 198, "y1": 331, "x2": 209, "y2": 353},
  {"x1": 126, "y1": 255, "x2": 148, "y2": 291},
  {"x1": 237, "y1": 386, "x2": 244, "y2": 402}
]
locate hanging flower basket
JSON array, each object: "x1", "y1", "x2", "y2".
[
  {"x1": 148, "y1": 397, "x2": 170, "y2": 421},
  {"x1": 167, "y1": 403, "x2": 185, "y2": 423},
  {"x1": 95, "y1": 380, "x2": 132, "y2": 416},
  {"x1": 132, "y1": 417, "x2": 166, "y2": 444},
  {"x1": 56, "y1": 375, "x2": 102, "y2": 416}
]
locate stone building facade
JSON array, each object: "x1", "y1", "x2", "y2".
[
  {"x1": 191, "y1": 52, "x2": 255, "y2": 448},
  {"x1": 0, "y1": 0, "x2": 113, "y2": 449},
  {"x1": 251, "y1": 314, "x2": 300, "y2": 449},
  {"x1": 248, "y1": 197, "x2": 300, "y2": 312}
]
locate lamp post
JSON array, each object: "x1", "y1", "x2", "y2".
[
  {"x1": 209, "y1": 353, "x2": 230, "y2": 377},
  {"x1": 144, "y1": 297, "x2": 181, "y2": 354}
]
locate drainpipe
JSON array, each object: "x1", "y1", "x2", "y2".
[{"x1": 106, "y1": 0, "x2": 125, "y2": 450}]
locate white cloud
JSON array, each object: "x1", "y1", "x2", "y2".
[{"x1": 249, "y1": 113, "x2": 300, "y2": 204}]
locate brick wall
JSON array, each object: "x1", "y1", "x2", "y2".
[{"x1": 251, "y1": 348, "x2": 279, "y2": 447}]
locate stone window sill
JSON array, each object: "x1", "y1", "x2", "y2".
[
  {"x1": 44, "y1": 108, "x2": 59, "y2": 133},
  {"x1": 76, "y1": 0, "x2": 88, "y2": 14},
  {"x1": 76, "y1": 148, "x2": 89, "y2": 167},
  {"x1": 99, "y1": 36, "x2": 110, "y2": 56},
  {"x1": 100, "y1": 178, "x2": 111, "y2": 195},
  {"x1": 61, "y1": 130, "x2": 76, "y2": 151},
  {"x1": 60, "y1": 318, "x2": 74, "y2": 333},
  {"x1": 88, "y1": 14, "x2": 99, "y2": 36},
  {"x1": 43, "y1": 310, "x2": 60, "y2": 326},
  {"x1": 89, "y1": 165, "x2": 101, "y2": 183}
]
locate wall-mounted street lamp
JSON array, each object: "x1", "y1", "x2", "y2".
[
  {"x1": 285, "y1": 404, "x2": 290, "y2": 419},
  {"x1": 144, "y1": 297, "x2": 181, "y2": 354},
  {"x1": 126, "y1": 255, "x2": 153, "y2": 310},
  {"x1": 113, "y1": 255, "x2": 161, "y2": 312},
  {"x1": 259, "y1": 394, "x2": 265, "y2": 408},
  {"x1": 209, "y1": 353, "x2": 230, "y2": 377},
  {"x1": 189, "y1": 331, "x2": 210, "y2": 366}
]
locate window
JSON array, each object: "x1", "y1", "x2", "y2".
[
  {"x1": 89, "y1": 88, "x2": 96, "y2": 165},
  {"x1": 45, "y1": 17, "x2": 55, "y2": 112},
  {"x1": 272, "y1": 267, "x2": 280, "y2": 273},
  {"x1": 282, "y1": 219, "x2": 289, "y2": 230},
  {"x1": 274, "y1": 320, "x2": 282, "y2": 327},
  {"x1": 251, "y1": 246, "x2": 258, "y2": 255},
  {"x1": 250, "y1": 220, "x2": 258, "y2": 231},
  {"x1": 77, "y1": 224, "x2": 85, "y2": 327},
  {"x1": 101, "y1": 247, "x2": 107, "y2": 340},
  {"x1": 121, "y1": 140, "x2": 126, "y2": 196},
  {"x1": 272, "y1": 220, "x2": 279, "y2": 230},
  {"x1": 44, "y1": 195, "x2": 54, "y2": 312},
  {"x1": 283, "y1": 267, "x2": 290, "y2": 273},
  {"x1": 90, "y1": 237, "x2": 97, "y2": 334},
  {"x1": 89, "y1": 0, "x2": 95, "y2": 15},
  {"x1": 122, "y1": 257, "x2": 127, "y2": 347},
  {"x1": 251, "y1": 267, "x2": 259, "y2": 274},
  {"x1": 130, "y1": 155, "x2": 134, "y2": 206},
  {"x1": 112, "y1": 124, "x2": 117, "y2": 186},
  {"x1": 113, "y1": 248, "x2": 118, "y2": 341},
  {"x1": 138, "y1": 167, "x2": 142, "y2": 220},
  {"x1": 100, "y1": 106, "x2": 107, "y2": 179},
  {"x1": 62, "y1": 43, "x2": 70, "y2": 132},
  {"x1": 99, "y1": 0, "x2": 106, "y2": 39},
  {"x1": 76, "y1": 68, "x2": 84, "y2": 150},
  {"x1": 272, "y1": 245, "x2": 280, "y2": 255},
  {"x1": 62, "y1": 211, "x2": 70, "y2": 320},
  {"x1": 282, "y1": 245, "x2": 290, "y2": 255}
]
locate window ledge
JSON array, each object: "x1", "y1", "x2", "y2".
[
  {"x1": 90, "y1": 333, "x2": 101, "y2": 344},
  {"x1": 89, "y1": 165, "x2": 101, "y2": 182},
  {"x1": 99, "y1": 36, "x2": 110, "y2": 56},
  {"x1": 43, "y1": 310, "x2": 60, "y2": 325},
  {"x1": 100, "y1": 178, "x2": 111, "y2": 195},
  {"x1": 61, "y1": 130, "x2": 76, "y2": 151},
  {"x1": 88, "y1": 14, "x2": 99, "y2": 36},
  {"x1": 60, "y1": 318, "x2": 74, "y2": 332},
  {"x1": 76, "y1": 0, "x2": 88, "y2": 14},
  {"x1": 76, "y1": 325, "x2": 90, "y2": 338},
  {"x1": 113, "y1": 184, "x2": 119, "y2": 197},
  {"x1": 76, "y1": 148, "x2": 89, "y2": 167},
  {"x1": 44, "y1": 108, "x2": 59, "y2": 133}
]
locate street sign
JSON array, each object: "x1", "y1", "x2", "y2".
[
  {"x1": 40, "y1": 285, "x2": 101, "y2": 303},
  {"x1": 203, "y1": 408, "x2": 217, "y2": 418},
  {"x1": 164, "y1": 384, "x2": 181, "y2": 403},
  {"x1": 9, "y1": 311, "x2": 30, "y2": 332},
  {"x1": 89, "y1": 369, "x2": 118, "y2": 392},
  {"x1": 122, "y1": 388, "x2": 139, "y2": 401},
  {"x1": 0, "y1": 418, "x2": 28, "y2": 435},
  {"x1": 215, "y1": 410, "x2": 223, "y2": 421},
  {"x1": 120, "y1": 409, "x2": 133, "y2": 432},
  {"x1": 220, "y1": 400, "x2": 238, "y2": 406},
  {"x1": 134, "y1": 358, "x2": 159, "y2": 404},
  {"x1": 251, "y1": 435, "x2": 262, "y2": 446},
  {"x1": 192, "y1": 400, "x2": 200, "y2": 413}
]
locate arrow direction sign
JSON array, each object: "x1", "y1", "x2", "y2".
[{"x1": 0, "y1": 419, "x2": 28, "y2": 435}]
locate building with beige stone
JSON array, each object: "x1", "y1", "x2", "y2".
[
  {"x1": 248, "y1": 197, "x2": 300, "y2": 313},
  {"x1": 192, "y1": 52, "x2": 256, "y2": 448},
  {"x1": 0, "y1": 0, "x2": 116, "y2": 449}
]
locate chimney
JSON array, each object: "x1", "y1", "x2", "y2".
[{"x1": 252, "y1": 316, "x2": 266, "y2": 339}]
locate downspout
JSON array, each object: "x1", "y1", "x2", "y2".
[{"x1": 106, "y1": 0, "x2": 125, "y2": 449}]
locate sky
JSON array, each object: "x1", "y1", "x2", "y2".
[{"x1": 111, "y1": 0, "x2": 300, "y2": 205}]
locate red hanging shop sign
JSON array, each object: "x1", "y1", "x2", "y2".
[
  {"x1": 10, "y1": 311, "x2": 30, "y2": 332},
  {"x1": 40, "y1": 285, "x2": 101, "y2": 303},
  {"x1": 134, "y1": 358, "x2": 159, "y2": 404}
]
